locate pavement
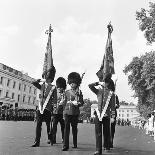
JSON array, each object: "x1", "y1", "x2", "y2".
[{"x1": 0, "y1": 121, "x2": 155, "y2": 155}]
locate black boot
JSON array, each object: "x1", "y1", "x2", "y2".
[
  {"x1": 72, "y1": 145, "x2": 77, "y2": 148},
  {"x1": 62, "y1": 146, "x2": 69, "y2": 151},
  {"x1": 31, "y1": 142, "x2": 40, "y2": 147}
]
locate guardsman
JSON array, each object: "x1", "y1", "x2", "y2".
[
  {"x1": 62, "y1": 72, "x2": 84, "y2": 151},
  {"x1": 88, "y1": 74, "x2": 116, "y2": 155},
  {"x1": 52, "y1": 77, "x2": 66, "y2": 144},
  {"x1": 110, "y1": 93, "x2": 119, "y2": 148},
  {"x1": 31, "y1": 66, "x2": 57, "y2": 147}
]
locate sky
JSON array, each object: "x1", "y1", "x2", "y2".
[{"x1": 0, "y1": 0, "x2": 155, "y2": 103}]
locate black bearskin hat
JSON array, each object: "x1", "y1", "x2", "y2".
[
  {"x1": 68, "y1": 72, "x2": 82, "y2": 86},
  {"x1": 106, "y1": 79, "x2": 115, "y2": 92},
  {"x1": 56, "y1": 77, "x2": 67, "y2": 90},
  {"x1": 42, "y1": 66, "x2": 56, "y2": 82}
]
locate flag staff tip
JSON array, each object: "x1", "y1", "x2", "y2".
[{"x1": 107, "y1": 22, "x2": 113, "y2": 33}]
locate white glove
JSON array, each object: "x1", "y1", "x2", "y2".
[
  {"x1": 99, "y1": 82, "x2": 105, "y2": 86},
  {"x1": 111, "y1": 118, "x2": 115, "y2": 123},
  {"x1": 59, "y1": 101, "x2": 63, "y2": 105},
  {"x1": 72, "y1": 101, "x2": 78, "y2": 106}
]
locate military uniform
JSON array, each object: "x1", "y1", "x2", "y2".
[
  {"x1": 110, "y1": 94, "x2": 119, "y2": 148},
  {"x1": 62, "y1": 72, "x2": 84, "y2": 151},
  {"x1": 32, "y1": 80, "x2": 57, "y2": 146},
  {"x1": 52, "y1": 90, "x2": 65, "y2": 143},
  {"x1": 63, "y1": 89, "x2": 84, "y2": 150},
  {"x1": 89, "y1": 81, "x2": 115, "y2": 155}
]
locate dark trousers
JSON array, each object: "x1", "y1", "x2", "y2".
[
  {"x1": 63, "y1": 114, "x2": 78, "y2": 148},
  {"x1": 111, "y1": 120, "x2": 116, "y2": 146},
  {"x1": 52, "y1": 114, "x2": 65, "y2": 143},
  {"x1": 94, "y1": 116, "x2": 111, "y2": 154},
  {"x1": 34, "y1": 109, "x2": 52, "y2": 144}
]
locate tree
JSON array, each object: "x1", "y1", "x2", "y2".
[
  {"x1": 136, "y1": 2, "x2": 155, "y2": 44},
  {"x1": 119, "y1": 101, "x2": 129, "y2": 105},
  {"x1": 79, "y1": 99, "x2": 98, "y2": 120},
  {"x1": 123, "y1": 51, "x2": 155, "y2": 117}
]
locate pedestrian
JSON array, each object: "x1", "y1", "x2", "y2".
[
  {"x1": 31, "y1": 66, "x2": 57, "y2": 147},
  {"x1": 62, "y1": 72, "x2": 84, "y2": 151},
  {"x1": 88, "y1": 74, "x2": 116, "y2": 155},
  {"x1": 52, "y1": 77, "x2": 66, "y2": 144}
]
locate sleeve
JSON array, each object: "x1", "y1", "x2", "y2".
[
  {"x1": 110, "y1": 94, "x2": 116, "y2": 118},
  {"x1": 78, "y1": 90, "x2": 84, "y2": 107},
  {"x1": 52, "y1": 87, "x2": 57, "y2": 106},
  {"x1": 115, "y1": 95, "x2": 120, "y2": 109},
  {"x1": 32, "y1": 81, "x2": 41, "y2": 90},
  {"x1": 62, "y1": 91, "x2": 68, "y2": 109},
  {"x1": 61, "y1": 92, "x2": 67, "y2": 107},
  {"x1": 88, "y1": 82, "x2": 99, "y2": 95}
]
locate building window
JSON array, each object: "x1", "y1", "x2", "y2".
[
  {"x1": 28, "y1": 96, "x2": 31, "y2": 103},
  {"x1": 6, "y1": 91, "x2": 9, "y2": 98},
  {"x1": 0, "y1": 77, "x2": 3, "y2": 84},
  {"x1": 19, "y1": 83, "x2": 21, "y2": 90},
  {"x1": 33, "y1": 97, "x2": 36, "y2": 105},
  {"x1": 23, "y1": 95, "x2": 25, "y2": 103},
  {"x1": 18, "y1": 95, "x2": 20, "y2": 102},
  {"x1": 12, "y1": 93, "x2": 14, "y2": 99},
  {"x1": 13, "y1": 81, "x2": 16, "y2": 89},
  {"x1": 122, "y1": 110, "x2": 124, "y2": 112},
  {"x1": 127, "y1": 114, "x2": 129, "y2": 117},
  {"x1": 3, "y1": 65, "x2": 6, "y2": 70},
  {"x1": 131, "y1": 110, "x2": 133, "y2": 112},
  {"x1": 127, "y1": 110, "x2": 129, "y2": 112},
  {"x1": 34, "y1": 89, "x2": 36, "y2": 95},
  {"x1": 119, "y1": 114, "x2": 121, "y2": 117},
  {"x1": 29, "y1": 87, "x2": 31, "y2": 93},
  {"x1": 9, "y1": 67, "x2": 13, "y2": 72},
  {"x1": 24, "y1": 85, "x2": 26, "y2": 91},
  {"x1": 119, "y1": 110, "x2": 121, "y2": 112},
  {"x1": 7, "y1": 79, "x2": 10, "y2": 87},
  {"x1": 0, "y1": 90, "x2": 2, "y2": 97},
  {"x1": 15, "y1": 70, "x2": 18, "y2": 75},
  {"x1": 122, "y1": 114, "x2": 124, "y2": 117}
]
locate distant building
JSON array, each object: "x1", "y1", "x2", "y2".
[
  {"x1": 117, "y1": 105, "x2": 140, "y2": 121},
  {"x1": 0, "y1": 63, "x2": 39, "y2": 109},
  {"x1": 91, "y1": 103, "x2": 140, "y2": 121},
  {"x1": 91, "y1": 104, "x2": 97, "y2": 118}
]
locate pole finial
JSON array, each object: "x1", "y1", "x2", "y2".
[
  {"x1": 45, "y1": 24, "x2": 53, "y2": 35},
  {"x1": 107, "y1": 22, "x2": 113, "y2": 33}
]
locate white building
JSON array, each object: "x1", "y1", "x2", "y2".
[
  {"x1": 91, "y1": 104, "x2": 140, "y2": 121},
  {"x1": 91, "y1": 104, "x2": 98, "y2": 118},
  {"x1": 117, "y1": 105, "x2": 140, "y2": 121},
  {"x1": 0, "y1": 63, "x2": 38, "y2": 109}
]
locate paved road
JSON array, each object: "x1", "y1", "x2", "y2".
[{"x1": 0, "y1": 121, "x2": 155, "y2": 155}]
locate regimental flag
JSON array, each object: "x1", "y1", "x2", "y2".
[
  {"x1": 96, "y1": 23, "x2": 115, "y2": 81},
  {"x1": 42, "y1": 24, "x2": 54, "y2": 79}
]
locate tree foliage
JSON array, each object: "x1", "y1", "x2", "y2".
[
  {"x1": 79, "y1": 98, "x2": 97, "y2": 120},
  {"x1": 123, "y1": 51, "x2": 155, "y2": 117},
  {"x1": 119, "y1": 101, "x2": 135, "y2": 106},
  {"x1": 136, "y1": 2, "x2": 155, "y2": 44}
]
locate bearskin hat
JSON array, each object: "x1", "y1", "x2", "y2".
[
  {"x1": 68, "y1": 72, "x2": 82, "y2": 86},
  {"x1": 106, "y1": 79, "x2": 115, "y2": 92},
  {"x1": 42, "y1": 66, "x2": 56, "y2": 82},
  {"x1": 56, "y1": 77, "x2": 67, "y2": 90}
]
